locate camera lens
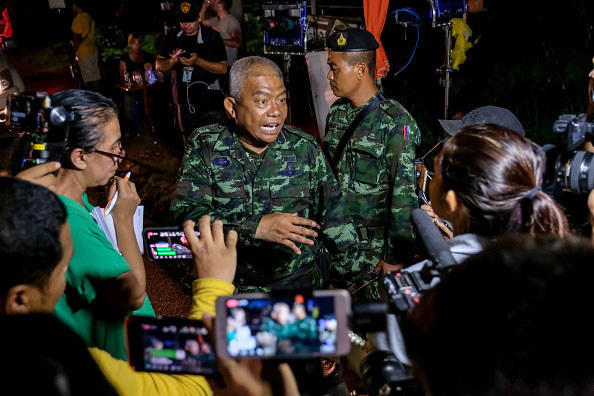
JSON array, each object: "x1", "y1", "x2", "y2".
[{"x1": 561, "y1": 150, "x2": 594, "y2": 194}]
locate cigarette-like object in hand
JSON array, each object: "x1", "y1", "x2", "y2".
[{"x1": 104, "y1": 171, "x2": 131, "y2": 217}]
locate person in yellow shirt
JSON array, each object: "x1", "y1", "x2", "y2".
[
  {"x1": 72, "y1": 1, "x2": 101, "y2": 90},
  {"x1": 0, "y1": 172, "x2": 299, "y2": 396}
]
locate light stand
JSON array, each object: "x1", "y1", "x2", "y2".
[{"x1": 427, "y1": 0, "x2": 466, "y2": 127}]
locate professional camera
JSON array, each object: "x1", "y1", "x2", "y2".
[
  {"x1": 542, "y1": 114, "x2": 594, "y2": 196},
  {"x1": 262, "y1": 2, "x2": 307, "y2": 51},
  {"x1": 7, "y1": 91, "x2": 76, "y2": 172},
  {"x1": 349, "y1": 209, "x2": 457, "y2": 396}
]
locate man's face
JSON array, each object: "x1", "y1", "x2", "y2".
[
  {"x1": 180, "y1": 19, "x2": 200, "y2": 35},
  {"x1": 273, "y1": 306, "x2": 290, "y2": 325},
  {"x1": 33, "y1": 222, "x2": 72, "y2": 314},
  {"x1": 129, "y1": 38, "x2": 142, "y2": 52},
  {"x1": 429, "y1": 153, "x2": 448, "y2": 221},
  {"x1": 231, "y1": 72, "x2": 287, "y2": 149},
  {"x1": 327, "y1": 51, "x2": 360, "y2": 99}
]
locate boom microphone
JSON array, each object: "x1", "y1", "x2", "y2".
[{"x1": 411, "y1": 208, "x2": 456, "y2": 269}]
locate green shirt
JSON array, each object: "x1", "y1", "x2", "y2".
[{"x1": 54, "y1": 193, "x2": 154, "y2": 361}]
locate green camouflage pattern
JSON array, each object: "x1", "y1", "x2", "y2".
[
  {"x1": 171, "y1": 123, "x2": 378, "y2": 294},
  {"x1": 324, "y1": 91, "x2": 420, "y2": 266}
]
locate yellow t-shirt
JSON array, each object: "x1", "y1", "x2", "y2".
[{"x1": 72, "y1": 12, "x2": 96, "y2": 56}]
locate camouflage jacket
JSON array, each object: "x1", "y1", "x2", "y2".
[
  {"x1": 324, "y1": 91, "x2": 420, "y2": 264},
  {"x1": 171, "y1": 123, "x2": 376, "y2": 291}
]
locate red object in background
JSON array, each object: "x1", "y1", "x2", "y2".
[
  {"x1": 364, "y1": 0, "x2": 390, "y2": 79},
  {"x1": 0, "y1": 8, "x2": 13, "y2": 38}
]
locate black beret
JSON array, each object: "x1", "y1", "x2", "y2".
[
  {"x1": 174, "y1": 0, "x2": 201, "y2": 22},
  {"x1": 326, "y1": 28, "x2": 379, "y2": 52}
]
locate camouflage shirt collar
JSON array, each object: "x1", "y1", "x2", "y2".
[
  {"x1": 352, "y1": 90, "x2": 381, "y2": 113},
  {"x1": 213, "y1": 125, "x2": 293, "y2": 152}
]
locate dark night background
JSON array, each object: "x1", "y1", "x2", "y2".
[{"x1": 5, "y1": 0, "x2": 594, "y2": 149}]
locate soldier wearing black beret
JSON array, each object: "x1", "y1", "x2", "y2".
[{"x1": 324, "y1": 28, "x2": 422, "y2": 298}]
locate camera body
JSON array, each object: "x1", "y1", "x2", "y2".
[
  {"x1": 542, "y1": 114, "x2": 594, "y2": 195},
  {"x1": 8, "y1": 91, "x2": 76, "y2": 172}
]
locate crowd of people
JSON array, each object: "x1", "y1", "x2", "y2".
[{"x1": 2, "y1": 0, "x2": 594, "y2": 394}]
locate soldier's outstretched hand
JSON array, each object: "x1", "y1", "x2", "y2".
[{"x1": 255, "y1": 212, "x2": 321, "y2": 255}]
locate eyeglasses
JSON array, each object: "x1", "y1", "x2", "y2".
[
  {"x1": 89, "y1": 143, "x2": 130, "y2": 163},
  {"x1": 87, "y1": 145, "x2": 161, "y2": 172}
]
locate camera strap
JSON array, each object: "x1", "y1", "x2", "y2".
[{"x1": 323, "y1": 94, "x2": 384, "y2": 179}]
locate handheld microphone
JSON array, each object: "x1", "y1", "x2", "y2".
[{"x1": 411, "y1": 208, "x2": 456, "y2": 269}]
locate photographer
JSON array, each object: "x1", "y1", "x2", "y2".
[
  {"x1": 404, "y1": 235, "x2": 594, "y2": 395},
  {"x1": 156, "y1": 0, "x2": 227, "y2": 137},
  {"x1": 0, "y1": 176, "x2": 299, "y2": 395},
  {"x1": 51, "y1": 89, "x2": 154, "y2": 361}
]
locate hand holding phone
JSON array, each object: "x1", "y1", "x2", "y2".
[
  {"x1": 215, "y1": 290, "x2": 351, "y2": 359},
  {"x1": 184, "y1": 216, "x2": 238, "y2": 284},
  {"x1": 126, "y1": 315, "x2": 217, "y2": 375}
]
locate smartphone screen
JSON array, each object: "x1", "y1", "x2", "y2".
[
  {"x1": 216, "y1": 290, "x2": 351, "y2": 359},
  {"x1": 126, "y1": 315, "x2": 216, "y2": 375},
  {"x1": 143, "y1": 227, "x2": 198, "y2": 261}
]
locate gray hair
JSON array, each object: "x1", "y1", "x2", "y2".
[
  {"x1": 51, "y1": 89, "x2": 119, "y2": 155},
  {"x1": 229, "y1": 56, "x2": 283, "y2": 102}
]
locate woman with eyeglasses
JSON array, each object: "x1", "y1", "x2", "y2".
[{"x1": 53, "y1": 89, "x2": 154, "y2": 361}]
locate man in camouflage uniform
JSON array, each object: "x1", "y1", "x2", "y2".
[
  {"x1": 171, "y1": 56, "x2": 376, "y2": 293},
  {"x1": 325, "y1": 28, "x2": 421, "y2": 285}
]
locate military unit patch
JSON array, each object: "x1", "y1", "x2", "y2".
[{"x1": 212, "y1": 156, "x2": 231, "y2": 167}]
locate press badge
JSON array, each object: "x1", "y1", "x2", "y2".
[{"x1": 182, "y1": 67, "x2": 193, "y2": 82}]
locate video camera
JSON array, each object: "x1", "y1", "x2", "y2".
[
  {"x1": 542, "y1": 114, "x2": 594, "y2": 195},
  {"x1": 346, "y1": 209, "x2": 458, "y2": 395},
  {"x1": 262, "y1": 2, "x2": 307, "y2": 53},
  {"x1": 7, "y1": 91, "x2": 76, "y2": 172}
]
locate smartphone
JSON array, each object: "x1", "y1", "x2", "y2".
[
  {"x1": 126, "y1": 315, "x2": 217, "y2": 375},
  {"x1": 215, "y1": 290, "x2": 351, "y2": 359},
  {"x1": 142, "y1": 226, "x2": 198, "y2": 261},
  {"x1": 180, "y1": 51, "x2": 192, "y2": 59}
]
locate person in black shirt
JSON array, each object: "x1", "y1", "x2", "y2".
[
  {"x1": 156, "y1": 0, "x2": 227, "y2": 137},
  {"x1": 120, "y1": 32, "x2": 156, "y2": 134}
]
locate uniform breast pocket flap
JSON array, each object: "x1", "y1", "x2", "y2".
[{"x1": 352, "y1": 146, "x2": 382, "y2": 186}]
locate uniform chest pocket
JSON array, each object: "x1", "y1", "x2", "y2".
[
  {"x1": 352, "y1": 146, "x2": 383, "y2": 186},
  {"x1": 269, "y1": 177, "x2": 311, "y2": 214},
  {"x1": 213, "y1": 188, "x2": 246, "y2": 216}
]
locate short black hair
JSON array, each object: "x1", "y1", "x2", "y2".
[
  {"x1": 51, "y1": 89, "x2": 118, "y2": 160},
  {"x1": 0, "y1": 314, "x2": 119, "y2": 396},
  {"x1": 0, "y1": 177, "x2": 67, "y2": 295},
  {"x1": 344, "y1": 50, "x2": 376, "y2": 77},
  {"x1": 404, "y1": 235, "x2": 594, "y2": 395}
]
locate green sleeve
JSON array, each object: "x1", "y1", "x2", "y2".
[
  {"x1": 61, "y1": 198, "x2": 131, "y2": 303},
  {"x1": 384, "y1": 120, "x2": 420, "y2": 264}
]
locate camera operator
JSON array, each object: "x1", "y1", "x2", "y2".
[
  {"x1": 156, "y1": 0, "x2": 227, "y2": 138},
  {"x1": 0, "y1": 176, "x2": 299, "y2": 395},
  {"x1": 404, "y1": 235, "x2": 594, "y2": 395},
  {"x1": 50, "y1": 89, "x2": 154, "y2": 361}
]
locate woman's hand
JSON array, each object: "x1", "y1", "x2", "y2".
[{"x1": 108, "y1": 176, "x2": 140, "y2": 222}]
